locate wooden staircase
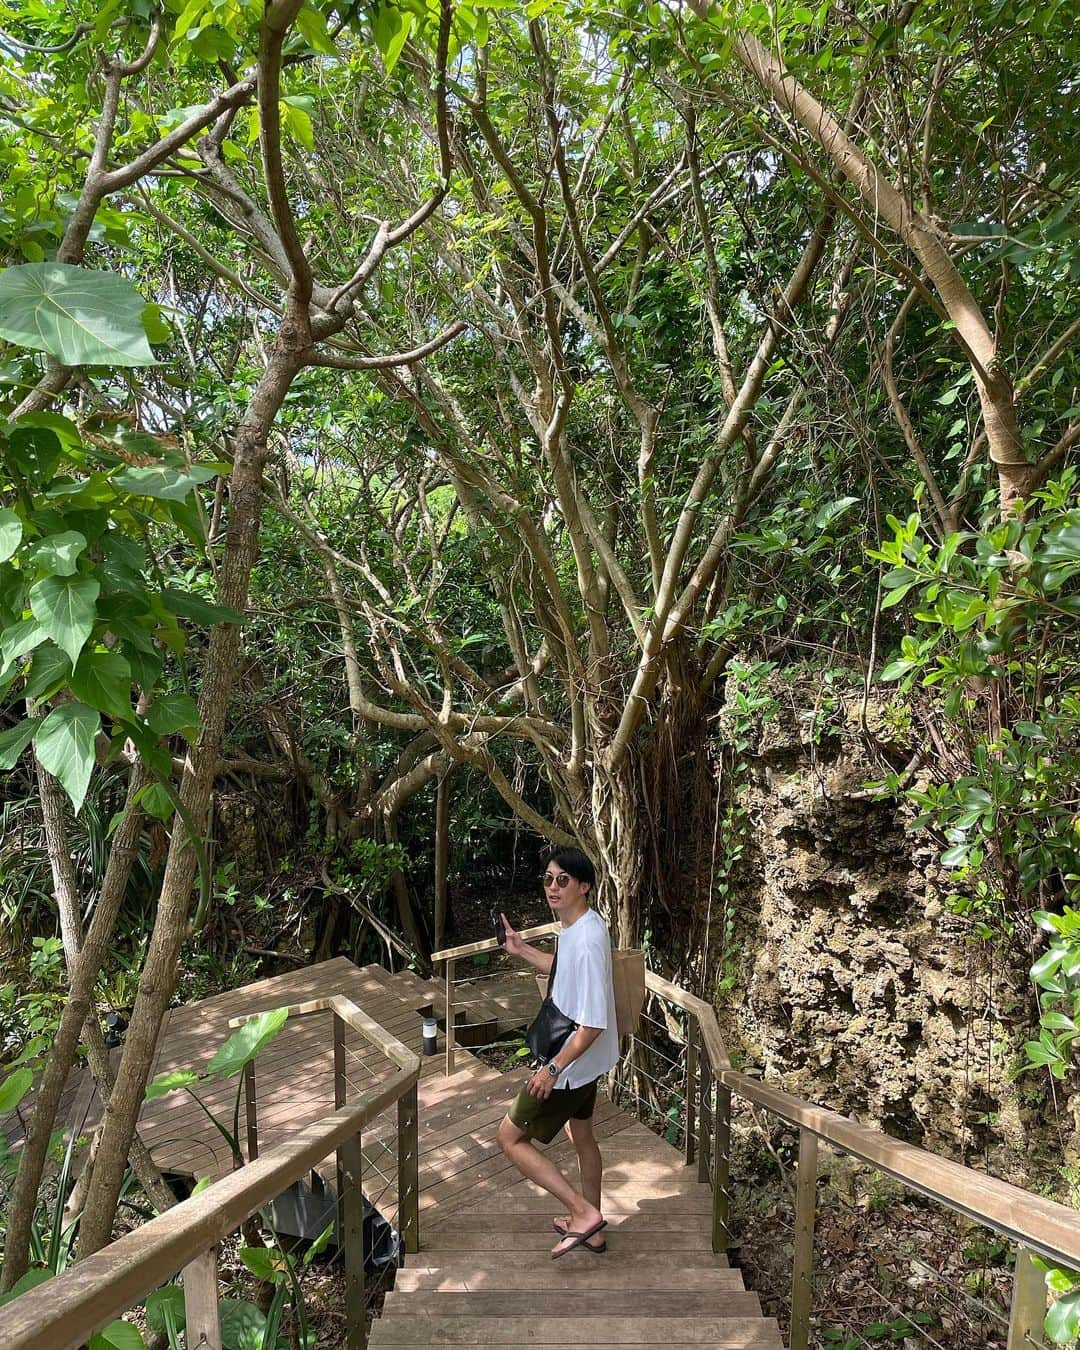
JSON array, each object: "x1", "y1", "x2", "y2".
[{"x1": 367, "y1": 966, "x2": 783, "y2": 1349}]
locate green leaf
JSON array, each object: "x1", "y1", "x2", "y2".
[
  {"x1": 138, "y1": 783, "x2": 174, "y2": 821},
  {"x1": 0, "y1": 508, "x2": 22, "y2": 563},
  {"x1": 23, "y1": 643, "x2": 72, "y2": 701},
  {"x1": 0, "y1": 719, "x2": 38, "y2": 771},
  {"x1": 303, "y1": 1219, "x2": 336, "y2": 1263},
  {"x1": 35, "y1": 703, "x2": 101, "y2": 814},
  {"x1": 296, "y1": 4, "x2": 337, "y2": 52},
  {"x1": 1045, "y1": 1288, "x2": 1080, "y2": 1343},
  {"x1": 0, "y1": 263, "x2": 156, "y2": 367},
  {"x1": 70, "y1": 648, "x2": 133, "y2": 721},
  {"x1": 88, "y1": 1320, "x2": 146, "y2": 1350},
  {"x1": 880, "y1": 582, "x2": 916, "y2": 610},
  {"x1": 238, "y1": 1246, "x2": 284, "y2": 1283},
  {"x1": 878, "y1": 660, "x2": 912, "y2": 682},
  {"x1": 281, "y1": 101, "x2": 314, "y2": 151},
  {"x1": 1031, "y1": 950, "x2": 1065, "y2": 982},
  {"x1": 162, "y1": 589, "x2": 244, "y2": 626},
  {"x1": 145, "y1": 1285, "x2": 186, "y2": 1334},
  {"x1": 0, "y1": 1067, "x2": 34, "y2": 1113},
  {"x1": 1041, "y1": 524, "x2": 1080, "y2": 563},
  {"x1": 207, "y1": 1007, "x2": 289, "y2": 1080},
  {"x1": 144, "y1": 1070, "x2": 199, "y2": 1100},
  {"x1": 219, "y1": 1299, "x2": 269, "y2": 1350},
  {"x1": 29, "y1": 573, "x2": 100, "y2": 666},
  {"x1": 32, "y1": 531, "x2": 88, "y2": 578},
  {"x1": 0, "y1": 617, "x2": 47, "y2": 668},
  {"x1": 0, "y1": 1269, "x2": 52, "y2": 1307},
  {"x1": 140, "y1": 304, "x2": 173, "y2": 345},
  {"x1": 146, "y1": 692, "x2": 200, "y2": 736},
  {"x1": 113, "y1": 465, "x2": 215, "y2": 502}
]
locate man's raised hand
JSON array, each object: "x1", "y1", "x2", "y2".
[{"x1": 500, "y1": 912, "x2": 526, "y2": 956}]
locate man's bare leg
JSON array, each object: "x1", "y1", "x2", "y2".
[
  {"x1": 554, "y1": 1115, "x2": 605, "y2": 1248},
  {"x1": 497, "y1": 1115, "x2": 603, "y2": 1252}
]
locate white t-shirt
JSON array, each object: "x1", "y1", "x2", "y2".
[{"x1": 550, "y1": 908, "x2": 620, "y2": 1090}]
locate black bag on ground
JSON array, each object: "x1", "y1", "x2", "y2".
[{"x1": 525, "y1": 944, "x2": 577, "y2": 1067}]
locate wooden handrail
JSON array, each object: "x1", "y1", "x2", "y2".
[
  {"x1": 647, "y1": 973, "x2": 1080, "y2": 1272},
  {"x1": 431, "y1": 920, "x2": 560, "y2": 964},
  {"x1": 0, "y1": 997, "x2": 420, "y2": 1350},
  {"x1": 719, "y1": 1067, "x2": 1080, "y2": 1271}
]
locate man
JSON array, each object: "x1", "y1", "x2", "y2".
[{"x1": 497, "y1": 847, "x2": 619, "y2": 1258}]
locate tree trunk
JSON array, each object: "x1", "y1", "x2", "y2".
[
  {"x1": 74, "y1": 326, "x2": 307, "y2": 1259},
  {"x1": 590, "y1": 758, "x2": 646, "y2": 949},
  {"x1": 1, "y1": 760, "x2": 157, "y2": 1290}
]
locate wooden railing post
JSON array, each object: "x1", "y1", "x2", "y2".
[
  {"x1": 685, "y1": 1022, "x2": 698, "y2": 1168},
  {"x1": 243, "y1": 1060, "x2": 259, "y2": 1162},
  {"x1": 183, "y1": 1245, "x2": 223, "y2": 1350},
  {"x1": 711, "y1": 1082, "x2": 731, "y2": 1253},
  {"x1": 1007, "y1": 1247, "x2": 1047, "y2": 1350},
  {"x1": 697, "y1": 1054, "x2": 712, "y2": 1184},
  {"x1": 789, "y1": 1129, "x2": 819, "y2": 1350},
  {"x1": 397, "y1": 1082, "x2": 420, "y2": 1255},
  {"x1": 445, "y1": 958, "x2": 456, "y2": 1076},
  {"x1": 339, "y1": 1127, "x2": 366, "y2": 1350}
]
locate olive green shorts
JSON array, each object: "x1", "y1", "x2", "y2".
[{"x1": 507, "y1": 1077, "x2": 599, "y2": 1145}]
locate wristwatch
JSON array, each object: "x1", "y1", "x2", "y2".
[{"x1": 545, "y1": 1062, "x2": 559, "y2": 1079}]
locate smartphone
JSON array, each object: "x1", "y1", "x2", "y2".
[{"x1": 492, "y1": 910, "x2": 507, "y2": 945}]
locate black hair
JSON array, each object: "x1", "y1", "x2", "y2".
[{"x1": 542, "y1": 846, "x2": 596, "y2": 892}]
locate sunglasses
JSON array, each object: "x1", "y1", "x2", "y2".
[{"x1": 540, "y1": 872, "x2": 573, "y2": 889}]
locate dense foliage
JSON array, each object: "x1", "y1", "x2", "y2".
[{"x1": 0, "y1": 0, "x2": 1077, "y2": 1337}]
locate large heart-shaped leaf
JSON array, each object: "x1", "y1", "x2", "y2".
[
  {"x1": 113, "y1": 464, "x2": 216, "y2": 502},
  {"x1": 0, "y1": 263, "x2": 156, "y2": 367},
  {"x1": 219, "y1": 1299, "x2": 271, "y2": 1350},
  {"x1": 35, "y1": 702, "x2": 101, "y2": 813},
  {"x1": 88, "y1": 1320, "x2": 145, "y2": 1350},
  {"x1": 29, "y1": 573, "x2": 99, "y2": 666},
  {"x1": 0, "y1": 617, "x2": 46, "y2": 669},
  {"x1": 207, "y1": 1008, "x2": 289, "y2": 1080},
  {"x1": 0, "y1": 1268, "x2": 52, "y2": 1308},
  {"x1": 23, "y1": 643, "x2": 72, "y2": 702},
  {"x1": 145, "y1": 1069, "x2": 199, "y2": 1101},
  {"x1": 32, "y1": 531, "x2": 88, "y2": 578},
  {"x1": 146, "y1": 691, "x2": 199, "y2": 735},
  {"x1": 145, "y1": 1285, "x2": 186, "y2": 1334},
  {"x1": 0, "y1": 720, "x2": 37, "y2": 771},
  {"x1": 70, "y1": 648, "x2": 133, "y2": 721},
  {"x1": 1046, "y1": 1287, "x2": 1080, "y2": 1343},
  {"x1": 0, "y1": 508, "x2": 22, "y2": 563}
]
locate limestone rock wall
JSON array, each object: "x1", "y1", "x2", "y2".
[{"x1": 709, "y1": 693, "x2": 1077, "y2": 1179}]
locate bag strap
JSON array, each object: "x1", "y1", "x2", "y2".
[{"x1": 548, "y1": 940, "x2": 559, "y2": 986}]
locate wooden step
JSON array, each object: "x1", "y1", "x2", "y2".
[
  {"x1": 420, "y1": 1230, "x2": 715, "y2": 1253},
  {"x1": 368, "y1": 1315, "x2": 784, "y2": 1345},
  {"x1": 456, "y1": 971, "x2": 541, "y2": 1031},
  {"x1": 382, "y1": 1291, "x2": 762, "y2": 1317},
  {"x1": 427, "y1": 1212, "x2": 711, "y2": 1234},
  {"x1": 401, "y1": 1250, "x2": 730, "y2": 1275},
  {"x1": 392, "y1": 1264, "x2": 740, "y2": 1293},
  {"x1": 387, "y1": 967, "x2": 507, "y2": 1047}
]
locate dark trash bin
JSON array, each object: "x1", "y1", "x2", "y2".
[{"x1": 267, "y1": 1170, "x2": 401, "y2": 1276}]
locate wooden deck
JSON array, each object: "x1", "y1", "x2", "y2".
[
  {"x1": 4, "y1": 959, "x2": 782, "y2": 1347},
  {"x1": 2, "y1": 959, "x2": 441, "y2": 1181}
]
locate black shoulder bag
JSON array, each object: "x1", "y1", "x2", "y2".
[{"x1": 525, "y1": 944, "x2": 577, "y2": 1067}]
